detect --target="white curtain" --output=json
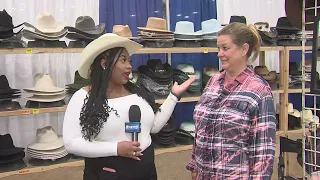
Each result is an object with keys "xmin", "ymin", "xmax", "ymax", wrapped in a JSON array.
[
  {"xmin": 0, "ymin": 0, "xmax": 99, "ymax": 147},
  {"xmin": 216, "ymin": 0, "xmax": 287, "ymax": 104}
]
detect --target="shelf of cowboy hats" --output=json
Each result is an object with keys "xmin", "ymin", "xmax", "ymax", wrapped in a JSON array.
[
  {"xmin": 288, "ymin": 88, "xmax": 311, "ymax": 93},
  {"xmin": 0, "ymin": 106, "xmax": 67, "ymax": 117},
  {"xmin": 0, "ymin": 144, "xmax": 193, "ymax": 178},
  {"xmin": 0, "ymin": 46, "xmax": 285, "ymax": 55},
  {"xmin": 0, "ymin": 131, "xmax": 286, "ymax": 178},
  {"xmin": 0, "ymin": 90, "xmax": 284, "ymax": 117}
]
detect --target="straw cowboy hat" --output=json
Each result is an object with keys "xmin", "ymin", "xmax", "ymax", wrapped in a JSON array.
[{"xmin": 78, "ymin": 33, "xmax": 143, "ymax": 79}]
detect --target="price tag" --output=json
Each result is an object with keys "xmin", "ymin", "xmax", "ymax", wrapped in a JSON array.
[
  {"xmin": 25, "ymin": 48, "xmax": 32, "ymax": 54},
  {"xmin": 203, "ymin": 48, "xmax": 209, "ymax": 53},
  {"xmin": 19, "ymin": 169, "xmax": 30, "ymax": 174},
  {"xmin": 21, "ymin": 110, "xmax": 31, "ymax": 115},
  {"xmin": 32, "ymin": 109, "xmax": 40, "ymax": 114}
]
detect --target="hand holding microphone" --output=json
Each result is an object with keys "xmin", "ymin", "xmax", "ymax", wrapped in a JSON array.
[{"xmin": 117, "ymin": 105, "xmax": 143, "ymax": 160}]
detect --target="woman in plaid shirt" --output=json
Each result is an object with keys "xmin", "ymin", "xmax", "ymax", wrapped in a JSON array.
[{"xmin": 186, "ymin": 22, "xmax": 277, "ymax": 180}]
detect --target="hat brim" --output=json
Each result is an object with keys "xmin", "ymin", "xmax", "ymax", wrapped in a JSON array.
[
  {"xmin": 137, "ymin": 27, "xmax": 172, "ymax": 33},
  {"xmin": 0, "ymin": 151, "xmax": 25, "ymax": 164},
  {"xmin": 24, "ymin": 87, "xmax": 65, "ymax": 93},
  {"xmin": 66, "ymin": 23, "xmax": 106, "ymax": 36},
  {"xmin": 28, "ymin": 136, "xmax": 64, "ymax": 151},
  {"xmin": 78, "ymin": 35, "xmax": 143, "ymax": 79},
  {"xmin": 0, "ymin": 23, "xmax": 24, "ymax": 32},
  {"xmin": 0, "ymin": 147, "xmax": 24, "ymax": 156},
  {"xmin": 34, "ymin": 22, "xmax": 66, "ymax": 33},
  {"xmin": 27, "ymin": 94, "xmax": 65, "ymax": 103}
]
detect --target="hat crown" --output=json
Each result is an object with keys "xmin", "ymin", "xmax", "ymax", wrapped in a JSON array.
[
  {"xmin": 147, "ymin": 59, "xmax": 166, "ymax": 72},
  {"xmin": 204, "ymin": 66, "xmax": 219, "ymax": 76},
  {"xmin": 35, "ymin": 126, "xmax": 59, "ymax": 144},
  {"xmin": 201, "ymin": 19, "xmax": 221, "ymax": 32},
  {"xmin": 254, "ymin": 66, "xmax": 270, "ymax": 75},
  {"xmin": 0, "ymin": 75, "xmax": 11, "ymax": 90},
  {"xmin": 229, "ymin": 15, "xmax": 247, "ymax": 24},
  {"xmin": 177, "ymin": 64, "xmax": 195, "ymax": 74},
  {"xmin": 146, "ymin": 17, "xmax": 167, "ymax": 30},
  {"xmin": 180, "ymin": 122, "xmax": 195, "ymax": 132},
  {"xmin": 35, "ymin": 12, "xmax": 59, "ymax": 30},
  {"xmin": 0, "ymin": 10, "xmax": 13, "ymax": 28},
  {"xmin": 73, "ymin": 71, "xmax": 90, "ymax": 84},
  {"xmin": 0, "ymin": 134, "xmax": 15, "ymax": 149},
  {"xmin": 276, "ymin": 17, "xmax": 296, "ymax": 29},
  {"xmin": 75, "ymin": 16, "xmax": 96, "ymax": 30},
  {"xmin": 112, "ymin": 25, "xmax": 132, "ymax": 37},
  {"xmin": 175, "ymin": 21, "xmax": 195, "ymax": 34},
  {"xmin": 32, "ymin": 73, "xmax": 57, "ymax": 89}
]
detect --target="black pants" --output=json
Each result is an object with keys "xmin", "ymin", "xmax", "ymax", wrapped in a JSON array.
[{"xmin": 83, "ymin": 145, "xmax": 157, "ymax": 180}]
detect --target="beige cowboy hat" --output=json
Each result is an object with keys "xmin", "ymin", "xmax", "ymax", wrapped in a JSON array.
[
  {"xmin": 28, "ymin": 126, "xmax": 64, "ymax": 151},
  {"xmin": 34, "ymin": 12, "xmax": 65, "ymax": 33},
  {"xmin": 301, "ymin": 110, "xmax": 319, "ymax": 124},
  {"xmin": 78, "ymin": 33, "xmax": 143, "ymax": 79},
  {"xmin": 276, "ymin": 103, "xmax": 300, "ymax": 118}
]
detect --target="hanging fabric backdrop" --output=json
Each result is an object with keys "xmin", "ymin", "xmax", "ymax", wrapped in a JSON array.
[{"xmin": 0, "ymin": 0, "xmax": 99, "ymax": 147}]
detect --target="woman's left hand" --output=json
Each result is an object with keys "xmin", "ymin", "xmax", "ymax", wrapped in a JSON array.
[{"xmin": 171, "ymin": 76, "xmax": 196, "ymax": 96}]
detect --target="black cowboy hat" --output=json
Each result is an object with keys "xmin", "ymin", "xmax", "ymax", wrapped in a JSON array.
[
  {"xmin": 0, "ymin": 10, "xmax": 23, "ymax": 38},
  {"xmin": 0, "ymin": 75, "xmax": 20, "ymax": 95},
  {"xmin": 0, "ymin": 134, "xmax": 24, "ymax": 156}
]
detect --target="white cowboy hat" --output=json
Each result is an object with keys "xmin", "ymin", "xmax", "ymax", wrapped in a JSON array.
[
  {"xmin": 24, "ymin": 74, "xmax": 65, "ymax": 93},
  {"xmin": 34, "ymin": 12, "xmax": 65, "ymax": 33},
  {"xmin": 28, "ymin": 126, "xmax": 64, "ymax": 151},
  {"xmin": 78, "ymin": 33, "xmax": 143, "ymax": 79}
]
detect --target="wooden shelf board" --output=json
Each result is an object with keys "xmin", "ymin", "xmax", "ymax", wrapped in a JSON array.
[
  {"xmin": 286, "ymin": 46, "xmax": 312, "ymax": 51},
  {"xmin": 0, "ymin": 106, "xmax": 67, "ymax": 117},
  {"xmin": 276, "ymin": 130, "xmax": 285, "ymax": 136},
  {"xmin": 288, "ymin": 88, "xmax": 311, "ymax": 94},
  {"xmin": 0, "ymin": 46, "xmax": 285, "ymax": 55},
  {"xmin": 272, "ymin": 89, "xmax": 284, "ymax": 94},
  {"xmin": 0, "ymin": 145, "xmax": 192, "ymax": 178}
]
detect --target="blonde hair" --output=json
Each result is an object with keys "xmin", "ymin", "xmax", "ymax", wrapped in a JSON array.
[{"xmin": 218, "ymin": 22, "xmax": 262, "ymax": 62}]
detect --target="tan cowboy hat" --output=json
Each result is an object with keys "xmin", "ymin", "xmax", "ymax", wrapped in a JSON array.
[
  {"xmin": 112, "ymin": 25, "xmax": 135, "ymax": 39},
  {"xmin": 254, "ymin": 66, "xmax": 277, "ymax": 81},
  {"xmin": 78, "ymin": 33, "xmax": 143, "ymax": 79},
  {"xmin": 138, "ymin": 17, "xmax": 172, "ymax": 33}
]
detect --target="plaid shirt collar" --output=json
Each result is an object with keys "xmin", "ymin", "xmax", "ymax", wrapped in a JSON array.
[{"xmin": 218, "ymin": 66, "xmax": 254, "ymax": 84}]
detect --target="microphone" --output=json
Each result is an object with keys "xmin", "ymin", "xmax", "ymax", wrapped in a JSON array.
[{"xmin": 125, "ymin": 105, "xmax": 141, "ymax": 141}]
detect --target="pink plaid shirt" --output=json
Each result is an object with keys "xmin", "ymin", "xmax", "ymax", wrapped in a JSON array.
[{"xmin": 186, "ymin": 67, "xmax": 277, "ymax": 180}]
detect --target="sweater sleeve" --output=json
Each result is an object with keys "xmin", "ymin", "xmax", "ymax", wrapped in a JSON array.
[
  {"xmin": 150, "ymin": 93, "xmax": 178, "ymax": 133},
  {"xmin": 62, "ymin": 90, "xmax": 118, "ymax": 158}
]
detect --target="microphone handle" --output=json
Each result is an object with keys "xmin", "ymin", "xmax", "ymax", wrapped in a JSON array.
[{"xmin": 132, "ymin": 132, "xmax": 139, "ymax": 141}]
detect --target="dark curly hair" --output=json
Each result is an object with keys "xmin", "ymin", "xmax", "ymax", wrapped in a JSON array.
[{"xmin": 79, "ymin": 47, "xmax": 159, "ymax": 141}]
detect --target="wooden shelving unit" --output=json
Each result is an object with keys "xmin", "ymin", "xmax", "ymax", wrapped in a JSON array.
[
  {"xmin": 0, "ymin": 46, "xmax": 284, "ymax": 55},
  {"xmin": 0, "ymin": 46, "xmax": 309, "ymax": 178}
]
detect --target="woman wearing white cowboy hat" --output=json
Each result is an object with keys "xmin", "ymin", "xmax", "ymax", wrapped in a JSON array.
[{"xmin": 62, "ymin": 33, "xmax": 195, "ymax": 180}]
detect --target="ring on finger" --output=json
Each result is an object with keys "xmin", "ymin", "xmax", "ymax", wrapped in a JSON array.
[{"xmin": 133, "ymin": 152, "xmax": 136, "ymax": 156}]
